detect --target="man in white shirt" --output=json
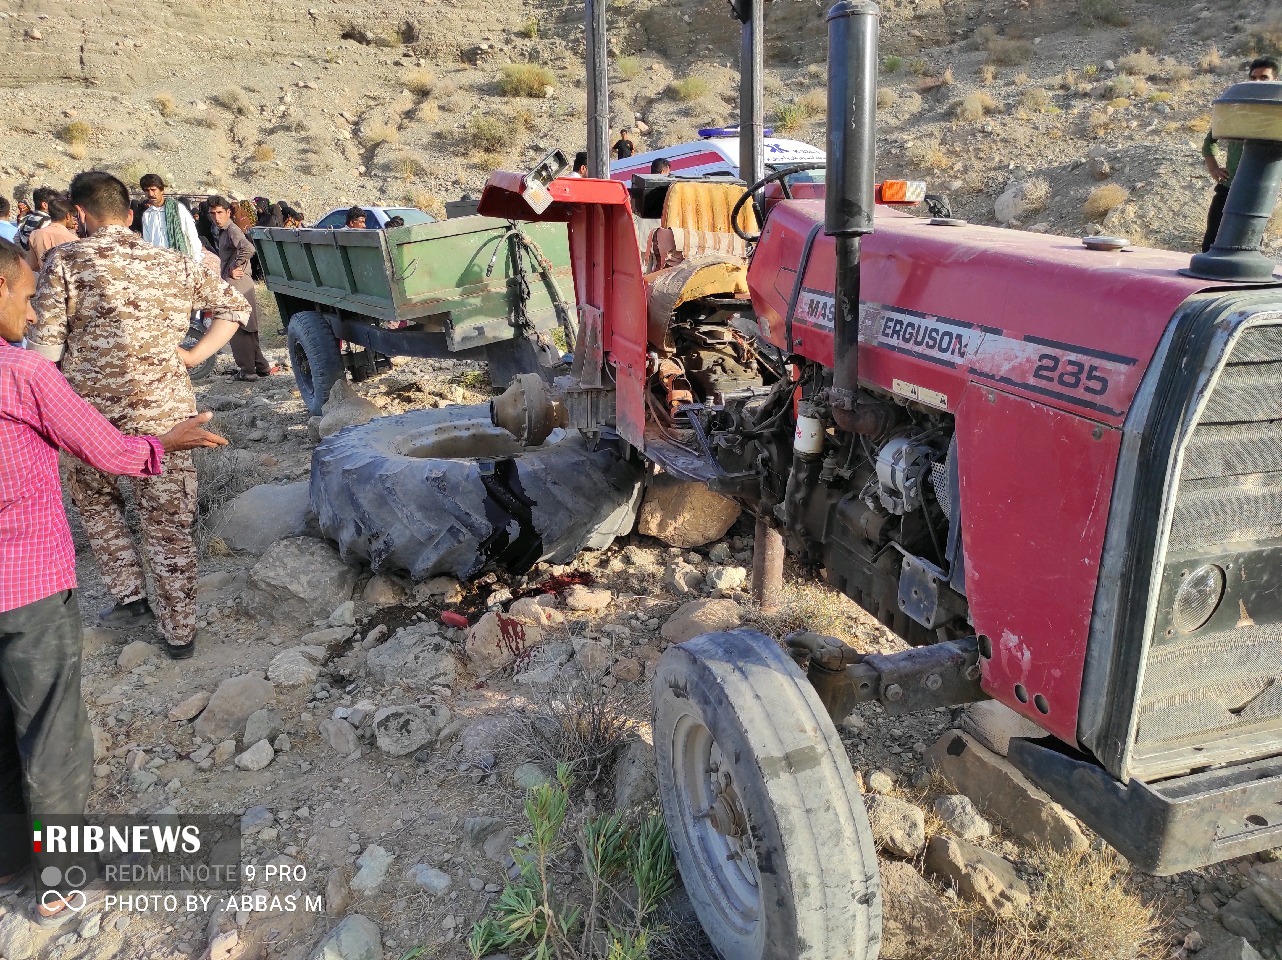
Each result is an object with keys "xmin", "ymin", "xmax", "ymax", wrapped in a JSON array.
[{"xmin": 136, "ymin": 174, "xmax": 201, "ymax": 259}]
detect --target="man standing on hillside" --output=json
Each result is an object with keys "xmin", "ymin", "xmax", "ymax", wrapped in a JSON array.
[
  {"xmin": 613, "ymin": 127, "xmax": 635, "ymax": 161},
  {"xmin": 1201, "ymin": 55, "xmax": 1279, "ymax": 251},
  {"xmin": 137, "ymin": 174, "xmax": 202, "ymax": 259},
  {"xmin": 16, "ymin": 187, "xmax": 55, "ymax": 251},
  {"xmin": 25, "ymin": 194, "xmax": 79, "ymax": 270},
  {"xmin": 208, "ymin": 195, "xmax": 271, "ymax": 380},
  {"xmin": 29, "ymin": 171, "xmax": 250, "ymax": 660}
]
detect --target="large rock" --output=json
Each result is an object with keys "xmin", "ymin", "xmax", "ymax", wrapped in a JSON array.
[
  {"xmin": 305, "ymin": 914, "xmax": 381, "ymax": 960},
  {"xmin": 1250, "ymin": 861, "xmax": 1282, "ymax": 924},
  {"xmin": 660, "ymin": 599, "xmax": 743, "ymax": 645},
  {"xmin": 465, "ymin": 612, "xmax": 545, "ymax": 673},
  {"xmin": 350, "ymin": 846, "xmax": 393, "ymax": 896},
  {"xmin": 994, "ymin": 179, "xmax": 1047, "ymax": 226},
  {"xmin": 1200, "ymin": 937, "xmax": 1263, "ymax": 960},
  {"xmin": 234, "ymin": 739, "xmax": 275, "ymax": 772},
  {"xmin": 248, "ymin": 537, "xmax": 359, "ymax": 619},
  {"xmin": 865, "ymin": 794, "xmax": 927, "ymax": 859},
  {"xmin": 637, "ymin": 472, "xmax": 741, "ymax": 548},
  {"xmin": 932, "ymin": 794, "xmax": 992, "ymax": 841},
  {"xmin": 365, "ymin": 623, "xmax": 458, "ymax": 690},
  {"xmin": 267, "ymin": 645, "xmax": 328, "ymax": 687},
  {"xmin": 244, "ymin": 708, "xmax": 285, "ymax": 746},
  {"xmin": 319, "ymin": 718, "xmax": 360, "ymax": 756},
  {"xmin": 168, "ymin": 691, "xmax": 210, "ymax": 723},
  {"xmin": 925, "ymin": 834, "xmax": 1030, "ymax": 917},
  {"xmin": 509, "ymin": 595, "xmax": 564, "ymax": 627},
  {"xmin": 371, "ymin": 704, "xmax": 452, "ymax": 757},
  {"xmin": 211, "ymin": 482, "xmax": 313, "ymax": 555},
  {"xmin": 319, "ymin": 380, "xmax": 381, "ymax": 438},
  {"xmin": 0, "ymin": 910, "xmax": 34, "ymax": 960},
  {"xmin": 879, "ymin": 860, "xmax": 961, "ymax": 959},
  {"xmin": 961, "ymin": 700, "xmax": 1047, "ymax": 758},
  {"xmin": 193, "ymin": 675, "xmax": 276, "ymax": 741},
  {"xmin": 926, "ymin": 731, "xmax": 1088, "ymax": 853},
  {"xmin": 613, "ymin": 737, "xmax": 658, "ymax": 811},
  {"xmin": 117, "ymin": 640, "xmax": 157, "ymax": 670}
]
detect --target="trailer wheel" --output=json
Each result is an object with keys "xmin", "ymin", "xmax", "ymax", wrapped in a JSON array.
[
  {"xmin": 287, "ymin": 310, "xmax": 344, "ymax": 415},
  {"xmin": 653, "ymin": 629, "xmax": 881, "ymax": 960},
  {"xmin": 182, "ymin": 319, "xmax": 221, "ymax": 382},
  {"xmin": 310, "ymin": 405, "xmax": 643, "ymax": 581}
]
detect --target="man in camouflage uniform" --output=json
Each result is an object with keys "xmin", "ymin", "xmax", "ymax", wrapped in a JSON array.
[{"xmin": 29, "ymin": 171, "xmax": 250, "ymax": 659}]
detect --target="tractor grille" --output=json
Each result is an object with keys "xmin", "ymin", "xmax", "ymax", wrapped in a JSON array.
[{"xmin": 1132, "ymin": 320, "xmax": 1282, "ymax": 778}]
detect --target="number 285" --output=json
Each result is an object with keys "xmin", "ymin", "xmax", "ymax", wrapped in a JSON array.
[{"xmin": 1032, "ymin": 354, "xmax": 1109, "ymax": 396}]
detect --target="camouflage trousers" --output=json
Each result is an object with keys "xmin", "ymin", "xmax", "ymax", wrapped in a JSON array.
[{"xmin": 67, "ymin": 453, "xmax": 198, "ymax": 646}]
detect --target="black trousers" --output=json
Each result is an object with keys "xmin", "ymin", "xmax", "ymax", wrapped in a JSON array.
[
  {"xmin": 230, "ymin": 328, "xmax": 271, "ymax": 376},
  {"xmin": 0, "ymin": 590, "xmax": 94, "ymax": 884},
  {"xmin": 1202, "ymin": 182, "xmax": 1230, "ymax": 253}
]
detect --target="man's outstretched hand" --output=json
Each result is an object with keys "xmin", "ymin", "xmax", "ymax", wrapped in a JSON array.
[{"xmin": 158, "ymin": 412, "xmax": 228, "ymax": 452}]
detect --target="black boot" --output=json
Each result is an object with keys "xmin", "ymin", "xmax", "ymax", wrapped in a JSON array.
[{"xmin": 98, "ymin": 598, "xmax": 154, "ymax": 629}]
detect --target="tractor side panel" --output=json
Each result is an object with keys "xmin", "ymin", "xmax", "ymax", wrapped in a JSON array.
[{"xmin": 955, "ymin": 385, "xmax": 1123, "ymax": 742}]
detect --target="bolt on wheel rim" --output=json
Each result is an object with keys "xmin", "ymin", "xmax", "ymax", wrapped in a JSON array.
[{"xmin": 672, "ymin": 713, "xmax": 760, "ymax": 934}]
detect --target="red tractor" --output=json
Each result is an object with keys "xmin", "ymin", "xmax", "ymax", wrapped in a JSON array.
[{"xmin": 407, "ymin": 2, "xmax": 1282, "ymax": 956}]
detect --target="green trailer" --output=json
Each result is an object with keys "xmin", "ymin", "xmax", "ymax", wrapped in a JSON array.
[{"xmin": 250, "ymin": 216, "xmax": 573, "ymax": 414}]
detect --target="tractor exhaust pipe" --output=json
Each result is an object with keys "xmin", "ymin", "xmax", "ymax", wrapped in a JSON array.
[
  {"xmin": 1186, "ymin": 81, "xmax": 1282, "ymax": 283},
  {"xmin": 825, "ymin": 0, "xmax": 883, "ymax": 435}
]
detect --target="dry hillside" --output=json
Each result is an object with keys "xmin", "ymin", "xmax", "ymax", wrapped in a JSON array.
[{"xmin": 1, "ymin": 0, "xmax": 1281, "ymax": 253}]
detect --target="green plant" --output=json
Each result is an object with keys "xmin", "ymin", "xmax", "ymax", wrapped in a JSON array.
[
  {"xmin": 883, "ymin": 54, "xmax": 903, "ymax": 73},
  {"xmin": 617, "ymin": 55, "xmax": 642, "ymax": 80},
  {"xmin": 1080, "ymin": 0, "xmax": 1128, "ymax": 27},
  {"xmin": 500, "ymin": 63, "xmax": 555, "ymax": 97},
  {"xmin": 469, "ymin": 768, "xmax": 677, "ymax": 960},
  {"xmin": 774, "ymin": 102, "xmax": 808, "ymax": 134},
  {"xmin": 467, "ymin": 114, "xmax": 507, "ymax": 153},
  {"xmin": 518, "ymin": 16, "xmax": 539, "ymax": 38},
  {"xmin": 668, "ymin": 76, "xmax": 710, "ymax": 101},
  {"xmin": 403, "ymin": 68, "xmax": 435, "ymax": 96},
  {"xmin": 58, "ymin": 120, "xmax": 92, "ymax": 146}
]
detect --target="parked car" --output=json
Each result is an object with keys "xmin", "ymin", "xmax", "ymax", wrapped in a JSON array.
[
  {"xmin": 312, "ymin": 206, "xmax": 437, "ymax": 229},
  {"xmin": 610, "ymin": 127, "xmax": 825, "ymax": 184}
]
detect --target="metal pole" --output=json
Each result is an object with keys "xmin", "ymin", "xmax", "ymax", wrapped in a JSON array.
[
  {"xmin": 739, "ymin": 0, "xmax": 765, "ymax": 185},
  {"xmin": 752, "ymin": 517, "xmax": 784, "ymax": 615},
  {"xmin": 585, "ymin": 0, "xmax": 610, "ymax": 178}
]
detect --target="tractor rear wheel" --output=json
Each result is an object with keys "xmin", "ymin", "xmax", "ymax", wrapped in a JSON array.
[
  {"xmin": 653, "ymin": 629, "xmax": 881, "ymax": 960},
  {"xmin": 287, "ymin": 310, "xmax": 344, "ymax": 415}
]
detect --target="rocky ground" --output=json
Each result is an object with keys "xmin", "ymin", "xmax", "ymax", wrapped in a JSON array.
[{"xmin": 0, "ymin": 319, "xmax": 1275, "ymax": 960}]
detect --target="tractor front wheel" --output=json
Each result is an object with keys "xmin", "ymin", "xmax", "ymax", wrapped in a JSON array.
[{"xmin": 653, "ymin": 629, "xmax": 882, "ymax": 960}]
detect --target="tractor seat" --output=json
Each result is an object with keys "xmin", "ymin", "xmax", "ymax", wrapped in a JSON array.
[{"xmin": 644, "ymin": 181, "xmax": 758, "ymax": 271}]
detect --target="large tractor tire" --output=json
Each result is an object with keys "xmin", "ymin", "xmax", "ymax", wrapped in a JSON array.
[
  {"xmin": 287, "ymin": 310, "xmax": 345, "ymax": 415},
  {"xmin": 653, "ymin": 629, "xmax": 882, "ymax": 960},
  {"xmin": 310, "ymin": 405, "xmax": 644, "ymax": 581},
  {"xmin": 182, "ymin": 317, "xmax": 221, "ymax": 382}
]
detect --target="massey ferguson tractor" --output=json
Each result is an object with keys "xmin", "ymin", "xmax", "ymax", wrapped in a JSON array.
[
  {"xmin": 477, "ymin": 3, "xmax": 1282, "ymax": 956},
  {"xmin": 310, "ymin": 1, "xmax": 1282, "ymax": 956}
]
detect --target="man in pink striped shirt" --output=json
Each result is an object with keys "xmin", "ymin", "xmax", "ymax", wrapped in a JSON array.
[{"xmin": 0, "ymin": 239, "xmax": 226, "ymax": 925}]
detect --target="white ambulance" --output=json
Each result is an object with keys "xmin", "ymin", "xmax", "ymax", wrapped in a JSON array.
[{"xmin": 609, "ymin": 127, "xmax": 825, "ymax": 183}]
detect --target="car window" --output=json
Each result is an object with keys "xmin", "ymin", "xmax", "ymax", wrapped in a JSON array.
[
  {"xmin": 383, "ymin": 208, "xmax": 436, "ymax": 225},
  {"xmin": 315, "ymin": 211, "xmax": 347, "ymax": 229}
]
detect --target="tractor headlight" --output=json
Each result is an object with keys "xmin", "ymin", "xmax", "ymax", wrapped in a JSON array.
[{"xmin": 1171, "ymin": 564, "xmax": 1226, "ymax": 634}]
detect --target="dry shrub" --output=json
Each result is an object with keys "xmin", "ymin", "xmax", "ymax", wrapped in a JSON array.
[
  {"xmin": 1130, "ymin": 21, "xmax": 1165, "ymax": 52},
  {"xmin": 506, "ymin": 668, "xmax": 641, "ymax": 789},
  {"xmin": 212, "ymin": 87, "xmax": 251, "ymax": 116},
  {"xmin": 616, "ymin": 55, "xmax": 642, "ymax": 80},
  {"xmin": 516, "ymin": 16, "xmax": 538, "ymax": 38},
  {"xmin": 395, "ymin": 153, "xmax": 425, "ymax": 179},
  {"xmin": 360, "ymin": 121, "xmax": 399, "ymax": 147},
  {"xmin": 668, "ymin": 76, "xmax": 711, "ymax": 101},
  {"xmin": 1088, "ymin": 110, "xmax": 1112, "ymax": 135},
  {"xmin": 402, "ymin": 68, "xmax": 435, "ymax": 96},
  {"xmin": 59, "ymin": 120, "xmax": 92, "ymax": 145},
  {"xmin": 979, "ymin": 64, "xmax": 997, "ymax": 84},
  {"xmin": 1080, "ymin": 0, "xmax": 1128, "ymax": 27},
  {"xmin": 251, "ymin": 144, "xmax": 274, "ymax": 163},
  {"xmin": 1199, "ymin": 45, "xmax": 1222, "ymax": 73},
  {"xmin": 907, "ymin": 141, "xmax": 950, "ymax": 171},
  {"xmin": 154, "ymin": 92, "xmax": 177, "ymax": 117},
  {"xmin": 1021, "ymin": 88, "xmax": 1051, "ymax": 112},
  {"xmin": 1108, "ymin": 96, "xmax": 1131, "ymax": 109},
  {"xmin": 1083, "ymin": 183, "xmax": 1129, "ymax": 221},
  {"xmin": 1186, "ymin": 113, "xmax": 1211, "ymax": 133},
  {"xmin": 953, "ymin": 91, "xmax": 1000, "ymax": 122},
  {"xmin": 1242, "ymin": 21, "xmax": 1282, "ymax": 57},
  {"xmin": 407, "ymin": 189, "xmax": 446, "ymax": 219},
  {"xmin": 499, "ymin": 63, "xmax": 554, "ymax": 97},
  {"xmin": 1023, "ymin": 177, "xmax": 1051, "ymax": 213},
  {"xmin": 799, "ymin": 88, "xmax": 826, "ymax": 115},
  {"xmin": 1169, "ymin": 63, "xmax": 1193, "ymax": 84},
  {"xmin": 747, "ymin": 579, "xmax": 879, "ymax": 643},
  {"xmin": 193, "ymin": 449, "xmax": 271, "ymax": 555},
  {"xmin": 986, "ymin": 36, "xmax": 1032, "ymax": 66},
  {"xmin": 877, "ymin": 87, "xmax": 898, "ymax": 109},
  {"xmin": 68, "ymin": 142, "xmax": 87, "ymax": 161},
  {"xmin": 1119, "ymin": 49, "xmax": 1160, "ymax": 77},
  {"xmin": 951, "ymin": 847, "xmax": 1162, "ymax": 960},
  {"xmin": 467, "ymin": 114, "xmax": 507, "ymax": 153},
  {"xmin": 1060, "ymin": 68, "xmax": 1077, "ymax": 89}
]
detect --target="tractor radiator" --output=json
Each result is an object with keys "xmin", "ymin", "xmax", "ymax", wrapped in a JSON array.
[{"xmin": 1131, "ymin": 319, "xmax": 1282, "ymax": 779}]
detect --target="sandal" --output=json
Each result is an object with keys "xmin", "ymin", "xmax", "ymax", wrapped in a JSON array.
[{"xmin": 30, "ymin": 884, "xmax": 106, "ymax": 929}]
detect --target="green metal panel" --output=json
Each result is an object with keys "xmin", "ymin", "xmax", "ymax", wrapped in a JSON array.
[{"xmin": 250, "ymin": 216, "xmax": 572, "ymax": 350}]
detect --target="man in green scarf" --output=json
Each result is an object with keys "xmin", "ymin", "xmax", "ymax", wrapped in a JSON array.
[{"xmin": 137, "ymin": 174, "xmax": 201, "ymax": 259}]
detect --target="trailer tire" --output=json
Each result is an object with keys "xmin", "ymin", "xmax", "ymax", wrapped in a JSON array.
[
  {"xmin": 310, "ymin": 405, "xmax": 644, "ymax": 581},
  {"xmin": 287, "ymin": 310, "xmax": 345, "ymax": 415},
  {"xmin": 653, "ymin": 629, "xmax": 881, "ymax": 960},
  {"xmin": 182, "ymin": 320, "xmax": 221, "ymax": 382}
]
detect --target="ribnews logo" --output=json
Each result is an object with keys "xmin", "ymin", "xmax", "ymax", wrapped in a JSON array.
[{"xmin": 17, "ymin": 814, "xmax": 242, "ymax": 906}]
